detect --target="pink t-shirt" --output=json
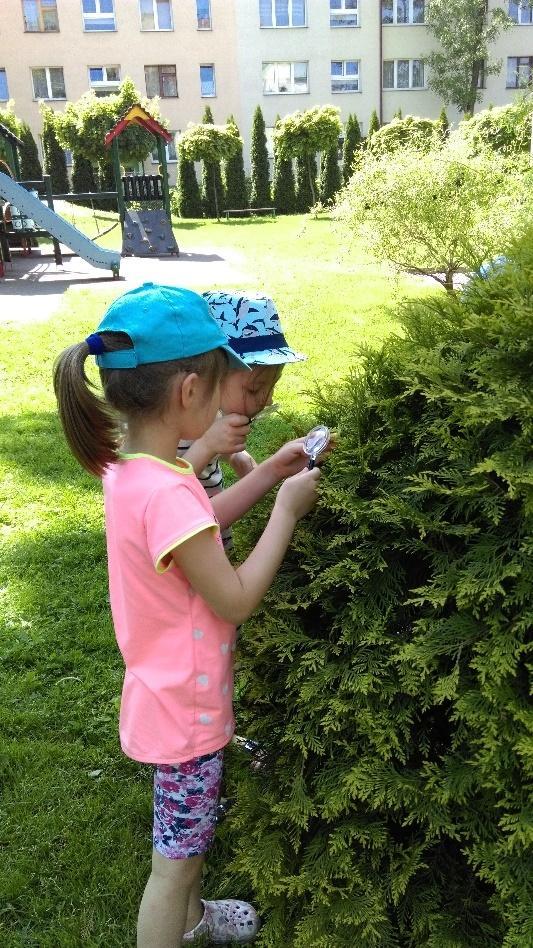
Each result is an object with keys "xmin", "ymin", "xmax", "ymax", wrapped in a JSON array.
[{"xmin": 102, "ymin": 453, "xmax": 236, "ymax": 764}]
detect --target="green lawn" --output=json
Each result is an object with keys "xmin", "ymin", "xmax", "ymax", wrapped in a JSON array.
[{"xmin": 0, "ymin": 214, "xmax": 436, "ymax": 946}]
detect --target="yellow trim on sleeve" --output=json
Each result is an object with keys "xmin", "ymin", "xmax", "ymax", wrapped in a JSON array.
[{"xmin": 155, "ymin": 522, "xmax": 218, "ymax": 574}]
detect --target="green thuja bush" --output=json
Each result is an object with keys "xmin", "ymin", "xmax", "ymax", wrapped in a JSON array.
[{"xmin": 222, "ymin": 231, "xmax": 533, "ymax": 947}]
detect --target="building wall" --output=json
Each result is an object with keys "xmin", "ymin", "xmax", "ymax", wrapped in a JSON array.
[{"xmin": 0, "ymin": 0, "xmax": 532, "ymax": 186}]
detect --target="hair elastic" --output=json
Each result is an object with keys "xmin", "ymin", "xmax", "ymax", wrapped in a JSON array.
[{"xmin": 85, "ymin": 333, "xmax": 106, "ymax": 356}]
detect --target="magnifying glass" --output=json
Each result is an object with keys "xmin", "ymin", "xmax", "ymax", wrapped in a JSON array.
[
  {"xmin": 250, "ymin": 403, "xmax": 279, "ymax": 423},
  {"xmin": 304, "ymin": 425, "xmax": 330, "ymax": 469}
]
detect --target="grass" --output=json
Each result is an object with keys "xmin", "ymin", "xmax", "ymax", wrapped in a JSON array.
[{"xmin": 0, "ymin": 214, "xmax": 436, "ymax": 946}]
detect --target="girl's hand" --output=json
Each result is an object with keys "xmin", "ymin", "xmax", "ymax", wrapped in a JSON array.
[
  {"xmin": 203, "ymin": 414, "xmax": 251, "ymax": 457},
  {"xmin": 269, "ymin": 436, "xmax": 335, "ymax": 481},
  {"xmin": 228, "ymin": 450, "xmax": 257, "ymax": 478},
  {"xmin": 275, "ymin": 467, "xmax": 321, "ymax": 522}
]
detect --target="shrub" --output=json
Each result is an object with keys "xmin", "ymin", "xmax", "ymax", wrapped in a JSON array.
[
  {"xmin": 250, "ymin": 105, "xmax": 271, "ymax": 208},
  {"xmin": 318, "ymin": 146, "xmax": 341, "ymax": 206},
  {"xmin": 224, "ymin": 116, "xmax": 248, "ymax": 210},
  {"xmin": 368, "ymin": 115, "xmax": 443, "ymax": 156},
  {"xmin": 342, "ymin": 113, "xmax": 362, "ymax": 184},
  {"xmin": 367, "ymin": 109, "xmax": 380, "ymax": 139},
  {"xmin": 272, "ymin": 153, "xmax": 296, "ymax": 215},
  {"xmin": 173, "ymin": 153, "xmax": 202, "ymax": 218},
  {"xmin": 71, "ymin": 153, "xmax": 98, "ymax": 207},
  {"xmin": 336, "ymin": 145, "xmax": 533, "ymax": 291},
  {"xmin": 18, "ymin": 121, "xmax": 43, "ymax": 181},
  {"xmin": 224, "ymin": 230, "xmax": 533, "ymax": 948},
  {"xmin": 274, "ymin": 106, "xmax": 342, "ymax": 206},
  {"xmin": 41, "ymin": 107, "xmax": 69, "ymax": 194},
  {"xmin": 456, "ymin": 98, "xmax": 533, "ymax": 157}
]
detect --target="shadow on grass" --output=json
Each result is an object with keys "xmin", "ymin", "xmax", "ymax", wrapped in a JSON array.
[{"xmin": 0, "ymin": 409, "xmax": 101, "ymax": 492}]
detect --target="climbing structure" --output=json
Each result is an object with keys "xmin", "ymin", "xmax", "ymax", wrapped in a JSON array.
[{"xmin": 104, "ymin": 104, "xmax": 179, "ymax": 257}]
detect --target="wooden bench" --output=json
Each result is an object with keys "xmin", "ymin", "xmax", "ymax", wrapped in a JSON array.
[{"xmin": 224, "ymin": 207, "xmax": 276, "ymax": 219}]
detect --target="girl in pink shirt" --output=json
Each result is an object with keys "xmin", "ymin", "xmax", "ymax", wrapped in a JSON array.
[{"xmin": 53, "ymin": 283, "xmax": 321, "ymax": 948}]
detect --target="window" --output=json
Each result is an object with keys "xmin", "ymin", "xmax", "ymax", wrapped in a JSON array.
[
  {"xmin": 0, "ymin": 69, "xmax": 8, "ymax": 100},
  {"xmin": 22, "ymin": 0, "xmax": 59, "ymax": 32},
  {"xmin": 331, "ymin": 60, "xmax": 360, "ymax": 92},
  {"xmin": 381, "ymin": 0, "xmax": 425, "ymax": 24},
  {"xmin": 31, "ymin": 66, "xmax": 66, "ymax": 98},
  {"xmin": 140, "ymin": 0, "xmax": 172, "ymax": 30},
  {"xmin": 145, "ymin": 64, "xmax": 178, "ymax": 97},
  {"xmin": 200, "ymin": 64, "xmax": 216, "ymax": 96},
  {"xmin": 507, "ymin": 55, "xmax": 533, "ymax": 86},
  {"xmin": 509, "ymin": 2, "xmax": 533, "ymax": 24},
  {"xmin": 89, "ymin": 65, "xmax": 121, "ymax": 95},
  {"xmin": 262, "ymin": 61, "xmax": 308, "ymax": 93},
  {"xmin": 151, "ymin": 130, "xmax": 179, "ymax": 163},
  {"xmin": 82, "ymin": 0, "xmax": 115, "ymax": 31},
  {"xmin": 259, "ymin": 0, "xmax": 306, "ymax": 28},
  {"xmin": 64, "ymin": 149, "xmax": 73, "ymax": 166},
  {"xmin": 330, "ymin": 0, "xmax": 358, "ymax": 27},
  {"xmin": 383, "ymin": 58, "xmax": 425, "ymax": 88},
  {"xmin": 196, "ymin": 0, "xmax": 211, "ymax": 28}
]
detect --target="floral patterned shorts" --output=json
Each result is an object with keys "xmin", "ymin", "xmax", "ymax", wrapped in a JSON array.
[{"xmin": 153, "ymin": 750, "xmax": 224, "ymax": 860}]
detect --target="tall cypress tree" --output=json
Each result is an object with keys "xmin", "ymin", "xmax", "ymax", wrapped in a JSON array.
[
  {"xmin": 319, "ymin": 146, "xmax": 342, "ymax": 206},
  {"xmin": 272, "ymin": 112, "xmax": 296, "ymax": 214},
  {"xmin": 438, "ymin": 106, "xmax": 450, "ymax": 140},
  {"xmin": 71, "ymin": 152, "xmax": 97, "ymax": 207},
  {"xmin": 295, "ymin": 153, "xmax": 317, "ymax": 213},
  {"xmin": 342, "ymin": 113, "xmax": 362, "ymax": 184},
  {"xmin": 18, "ymin": 122, "xmax": 43, "ymax": 181},
  {"xmin": 223, "ymin": 115, "xmax": 247, "ymax": 210},
  {"xmin": 250, "ymin": 105, "xmax": 271, "ymax": 208},
  {"xmin": 175, "ymin": 152, "xmax": 202, "ymax": 218},
  {"xmin": 41, "ymin": 108, "xmax": 69, "ymax": 194},
  {"xmin": 201, "ymin": 104, "xmax": 225, "ymax": 218},
  {"xmin": 368, "ymin": 109, "xmax": 381, "ymax": 140}
]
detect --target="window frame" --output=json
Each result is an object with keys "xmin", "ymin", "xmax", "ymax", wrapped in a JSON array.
[
  {"xmin": 0, "ymin": 68, "xmax": 9, "ymax": 101},
  {"xmin": 330, "ymin": 59, "xmax": 360, "ymax": 93},
  {"xmin": 330, "ymin": 0, "xmax": 358, "ymax": 28},
  {"xmin": 151, "ymin": 130, "xmax": 179, "ymax": 164},
  {"xmin": 381, "ymin": 0, "xmax": 425, "ymax": 25},
  {"xmin": 144, "ymin": 63, "xmax": 178, "ymax": 98},
  {"xmin": 22, "ymin": 0, "xmax": 60, "ymax": 33},
  {"xmin": 31, "ymin": 65, "xmax": 66, "ymax": 100},
  {"xmin": 262, "ymin": 60, "xmax": 309, "ymax": 94},
  {"xmin": 88, "ymin": 64, "xmax": 121, "ymax": 95},
  {"xmin": 506, "ymin": 54, "xmax": 533, "ymax": 87},
  {"xmin": 196, "ymin": 0, "xmax": 212, "ymax": 29},
  {"xmin": 383, "ymin": 58, "xmax": 425, "ymax": 89},
  {"xmin": 81, "ymin": 0, "xmax": 116, "ymax": 33},
  {"xmin": 200, "ymin": 63, "xmax": 216, "ymax": 97},
  {"xmin": 509, "ymin": 1, "xmax": 533, "ymax": 24},
  {"xmin": 139, "ymin": 0, "xmax": 173, "ymax": 31},
  {"xmin": 259, "ymin": 0, "xmax": 307, "ymax": 29}
]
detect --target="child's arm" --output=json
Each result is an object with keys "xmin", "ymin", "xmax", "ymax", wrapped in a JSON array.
[
  {"xmin": 211, "ymin": 438, "xmax": 312, "ymax": 529},
  {"xmin": 172, "ymin": 467, "xmax": 320, "ymax": 625},
  {"xmin": 179, "ymin": 413, "xmax": 250, "ymax": 476}
]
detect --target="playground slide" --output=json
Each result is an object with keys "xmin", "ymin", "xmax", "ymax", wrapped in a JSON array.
[{"xmin": 0, "ymin": 172, "xmax": 120, "ymax": 276}]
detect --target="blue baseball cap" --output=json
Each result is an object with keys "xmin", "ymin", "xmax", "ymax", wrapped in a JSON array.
[{"xmin": 94, "ymin": 283, "xmax": 250, "ymax": 371}]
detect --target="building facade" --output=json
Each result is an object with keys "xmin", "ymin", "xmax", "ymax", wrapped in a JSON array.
[{"xmin": 0, "ymin": 0, "xmax": 531, "ymax": 183}]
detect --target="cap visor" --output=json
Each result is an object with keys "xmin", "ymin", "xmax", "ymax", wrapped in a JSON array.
[{"xmin": 222, "ymin": 345, "xmax": 252, "ymax": 371}]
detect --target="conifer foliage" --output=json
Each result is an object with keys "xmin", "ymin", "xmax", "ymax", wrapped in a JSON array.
[
  {"xmin": 318, "ymin": 146, "xmax": 341, "ymax": 206},
  {"xmin": 201, "ymin": 105, "xmax": 225, "ymax": 219},
  {"xmin": 18, "ymin": 122, "xmax": 43, "ymax": 181},
  {"xmin": 174, "ymin": 153, "xmax": 202, "ymax": 218},
  {"xmin": 224, "ymin": 115, "xmax": 248, "ymax": 210},
  {"xmin": 222, "ymin": 233, "xmax": 533, "ymax": 947},
  {"xmin": 250, "ymin": 105, "xmax": 271, "ymax": 208},
  {"xmin": 341, "ymin": 113, "xmax": 362, "ymax": 183},
  {"xmin": 367, "ymin": 108, "xmax": 381, "ymax": 139},
  {"xmin": 71, "ymin": 153, "xmax": 97, "ymax": 207},
  {"xmin": 41, "ymin": 108, "xmax": 69, "ymax": 194}
]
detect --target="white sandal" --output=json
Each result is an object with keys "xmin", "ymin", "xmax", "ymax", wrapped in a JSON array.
[{"xmin": 183, "ymin": 898, "xmax": 260, "ymax": 944}]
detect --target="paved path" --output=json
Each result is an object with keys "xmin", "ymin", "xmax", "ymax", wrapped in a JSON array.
[{"xmin": 0, "ymin": 246, "xmax": 249, "ymax": 325}]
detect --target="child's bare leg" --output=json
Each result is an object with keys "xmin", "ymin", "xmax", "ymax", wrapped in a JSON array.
[
  {"xmin": 137, "ymin": 848, "xmax": 204, "ymax": 948},
  {"xmin": 185, "ymin": 871, "xmax": 205, "ymax": 934}
]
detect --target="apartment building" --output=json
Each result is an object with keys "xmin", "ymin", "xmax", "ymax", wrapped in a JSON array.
[{"xmin": 0, "ymin": 1, "xmax": 531, "ymax": 183}]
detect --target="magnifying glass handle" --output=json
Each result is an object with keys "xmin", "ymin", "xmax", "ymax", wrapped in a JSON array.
[{"xmin": 307, "ymin": 457, "xmax": 316, "ymax": 470}]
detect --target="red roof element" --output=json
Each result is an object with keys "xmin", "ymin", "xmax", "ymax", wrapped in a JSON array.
[{"xmin": 104, "ymin": 104, "xmax": 172, "ymax": 148}]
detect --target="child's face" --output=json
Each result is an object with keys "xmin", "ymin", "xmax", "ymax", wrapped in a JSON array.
[{"xmin": 220, "ymin": 365, "xmax": 283, "ymax": 419}]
